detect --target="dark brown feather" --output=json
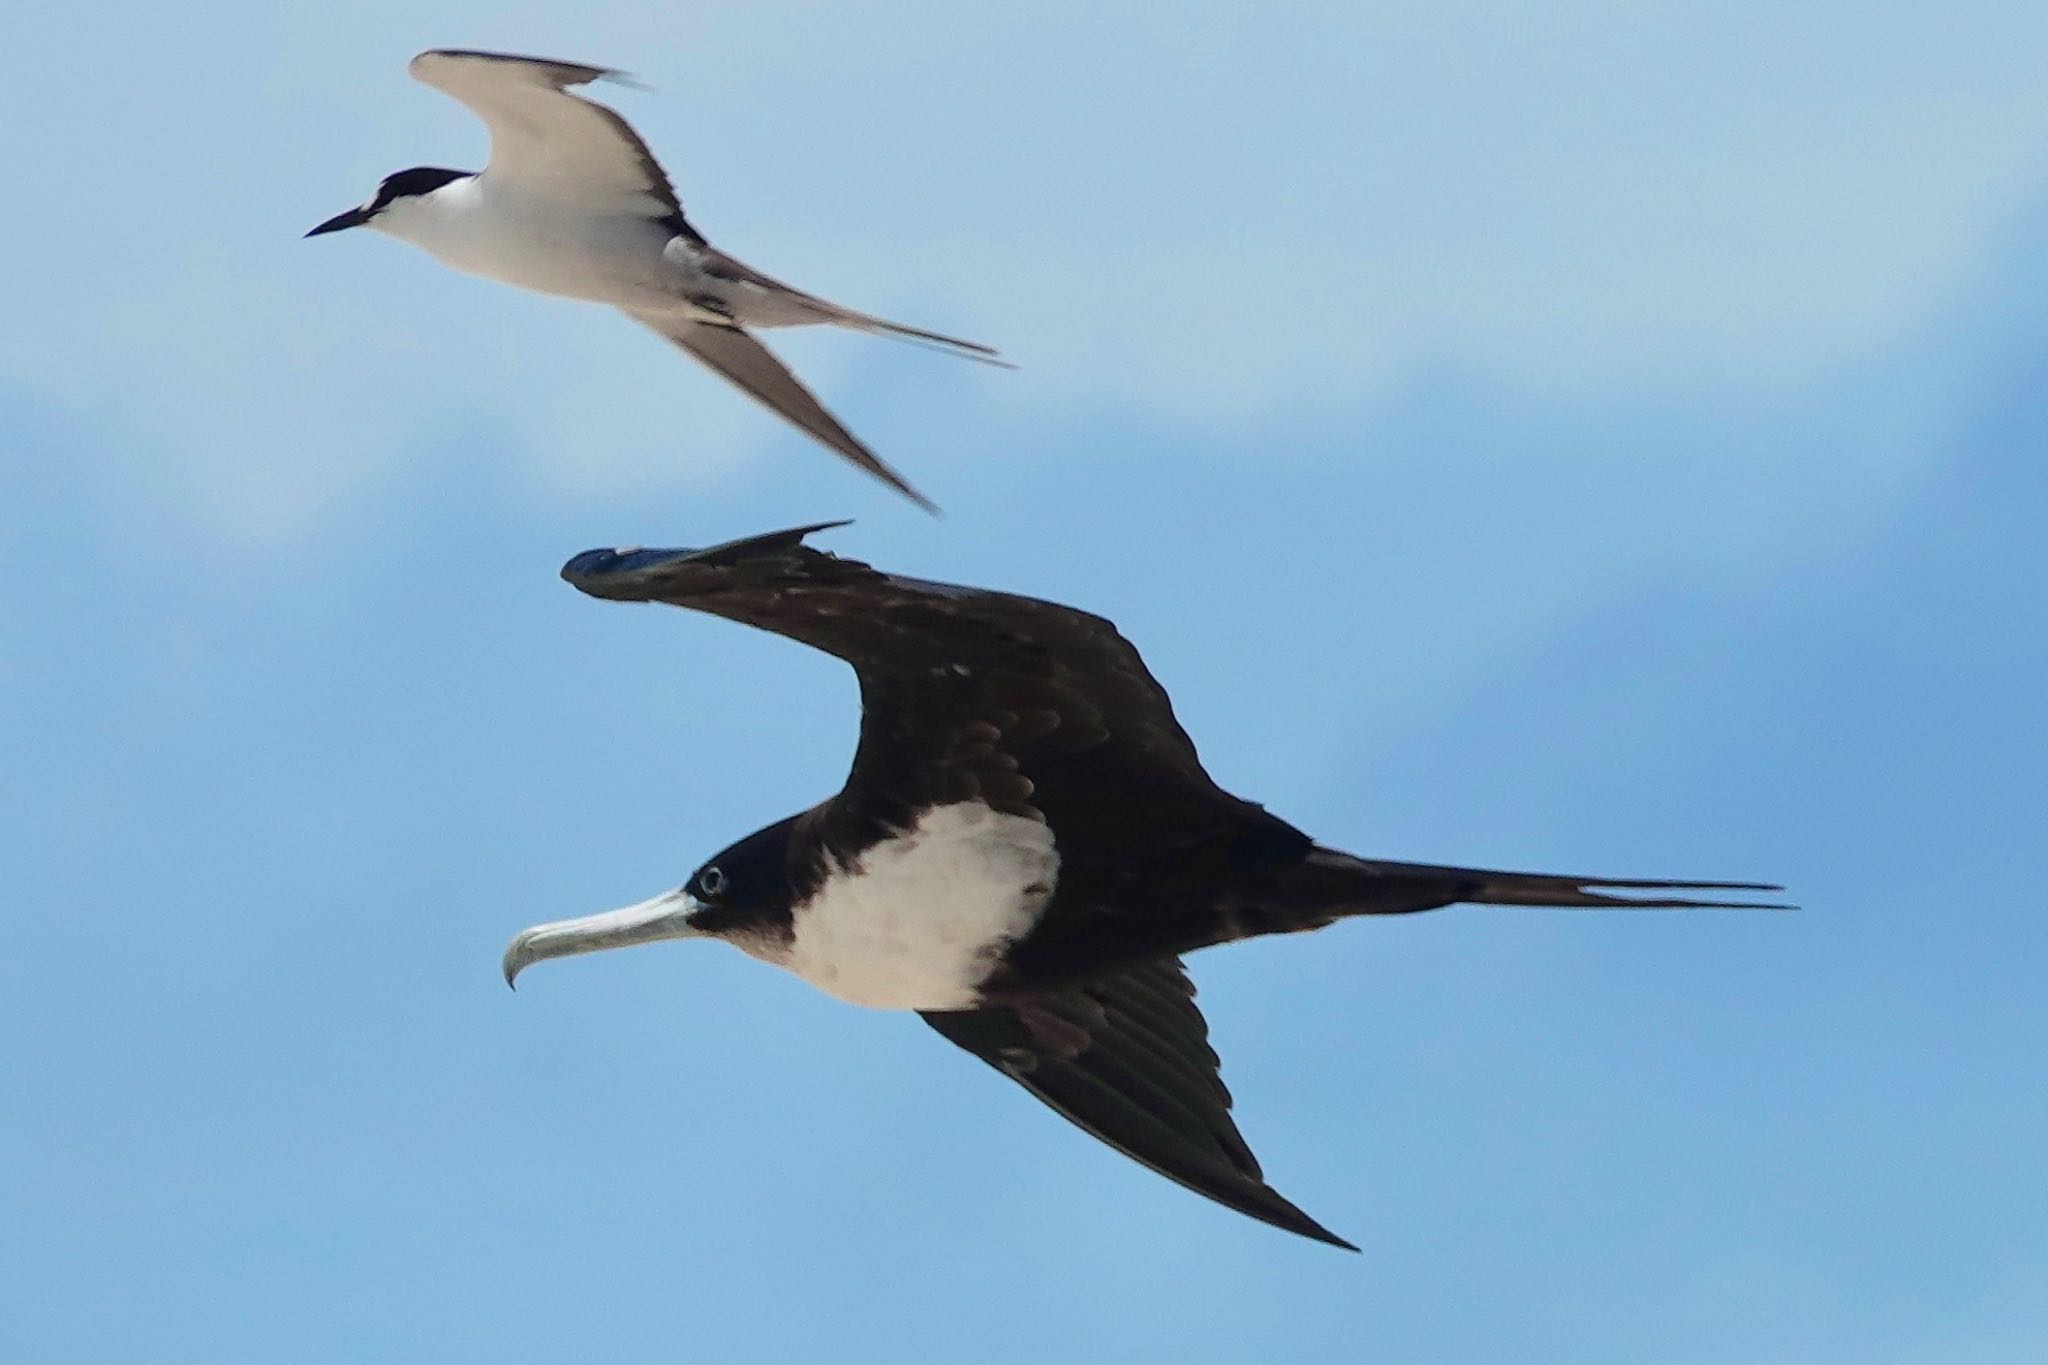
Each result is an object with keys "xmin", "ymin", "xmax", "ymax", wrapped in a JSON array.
[{"xmin": 920, "ymin": 957, "xmax": 1355, "ymax": 1250}]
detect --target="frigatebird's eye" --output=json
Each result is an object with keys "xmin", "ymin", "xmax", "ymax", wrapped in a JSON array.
[{"xmin": 698, "ymin": 865, "xmax": 728, "ymax": 898}]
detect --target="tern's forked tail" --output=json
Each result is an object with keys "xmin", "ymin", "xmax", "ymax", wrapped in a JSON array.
[{"xmin": 827, "ymin": 304, "xmax": 1015, "ymax": 368}]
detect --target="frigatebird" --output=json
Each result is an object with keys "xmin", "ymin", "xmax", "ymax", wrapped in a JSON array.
[{"xmin": 503, "ymin": 522, "xmax": 1783, "ymax": 1248}]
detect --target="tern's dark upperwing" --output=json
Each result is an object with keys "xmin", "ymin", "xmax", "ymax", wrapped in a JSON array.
[{"xmin": 921, "ymin": 958, "xmax": 1356, "ymax": 1249}]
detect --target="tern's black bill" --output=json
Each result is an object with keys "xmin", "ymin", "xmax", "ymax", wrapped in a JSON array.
[{"xmin": 305, "ymin": 205, "xmax": 372, "ymax": 237}]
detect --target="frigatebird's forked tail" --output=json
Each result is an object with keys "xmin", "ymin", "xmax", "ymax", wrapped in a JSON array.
[{"xmin": 1269, "ymin": 847, "xmax": 1790, "ymax": 931}]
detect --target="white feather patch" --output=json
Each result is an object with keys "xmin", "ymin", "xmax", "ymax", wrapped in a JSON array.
[{"xmin": 775, "ymin": 802, "xmax": 1058, "ymax": 1011}]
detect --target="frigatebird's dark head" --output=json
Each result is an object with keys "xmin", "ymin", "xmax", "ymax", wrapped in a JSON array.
[
  {"xmin": 501, "ymin": 818, "xmax": 801, "ymax": 988},
  {"xmin": 305, "ymin": 166, "xmax": 470, "ymax": 237},
  {"xmin": 678, "ymin": 819, "xmax": 803, "ymax": 938}
]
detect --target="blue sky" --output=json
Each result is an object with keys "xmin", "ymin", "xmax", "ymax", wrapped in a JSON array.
[{"xmin": 4, "ymin": 3, "xmax": 2046, "ymax": 1361}]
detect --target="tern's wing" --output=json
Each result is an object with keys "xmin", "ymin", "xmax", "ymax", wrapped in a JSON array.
[
  {"xmin": 408, "ymin": 49, "xmax": 698, "ymax": 233},
  {"xmin": 625, "ymin": 310, "xmax": 938, "ymax": 512},
  {"xmin": 920, "ymin": 958, "xmax": 1356, "ymax": 1250}
]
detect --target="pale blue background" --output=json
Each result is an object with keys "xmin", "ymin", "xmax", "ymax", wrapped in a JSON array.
[{"xmin": 4, "ymin": 4, "xmax": 2045, "ymax": 1361}]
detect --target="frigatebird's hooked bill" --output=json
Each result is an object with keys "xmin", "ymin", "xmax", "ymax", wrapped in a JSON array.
[{"xmin": 503, "ymin": 523, "xmax": 1785, "ymax": 1249}]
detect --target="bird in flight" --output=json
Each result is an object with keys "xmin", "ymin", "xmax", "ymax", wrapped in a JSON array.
[
  {"xmin": 502, "ymin": 523, "xmax": 1784, "ymax": 1249},
  {"xmin": 307, "ymin": 49, "xmax": 1004, "ymax": 512}
]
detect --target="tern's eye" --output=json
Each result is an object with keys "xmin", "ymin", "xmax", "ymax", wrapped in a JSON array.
[{"xmin": 697, "ymin": 865, "xmax": 728, "ymax": 898}]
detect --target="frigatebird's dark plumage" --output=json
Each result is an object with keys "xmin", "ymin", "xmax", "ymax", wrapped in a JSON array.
[{"xmin": 503, "ymin": 522, "xmax": 1784, "ymax": 1250}]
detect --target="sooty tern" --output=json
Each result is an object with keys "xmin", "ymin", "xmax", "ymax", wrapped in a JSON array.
[
  {"xmin": 503, "ymin": 523, "xmax": 1785, "ymax": 1249},
  {"xmin": 308, "ymin": 49, "xmax": 1005, "ymax": 512}
]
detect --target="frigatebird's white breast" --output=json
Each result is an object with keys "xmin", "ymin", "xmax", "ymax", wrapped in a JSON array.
[{"xmin": 782, "ymin": 801, "xmax": 1060, "ymax": 1011}]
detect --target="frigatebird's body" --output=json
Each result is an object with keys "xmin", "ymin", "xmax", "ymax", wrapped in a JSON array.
[{"xmin": 503, "ymin": 523, "xmax": 1782, "ymax": 1249}]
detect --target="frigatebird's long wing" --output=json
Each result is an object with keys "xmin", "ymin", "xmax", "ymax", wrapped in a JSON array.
[
  {"xmin": 920, "ymin": 958, "xmax": 1355, "ymax": 1250},
  {"xmin": 560, "ymin": 523, "xmax": 1268, "ymax": 846},
  {"xmin": 408, "ymin": 49, "xmax": 696, "ymax": 231}
]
